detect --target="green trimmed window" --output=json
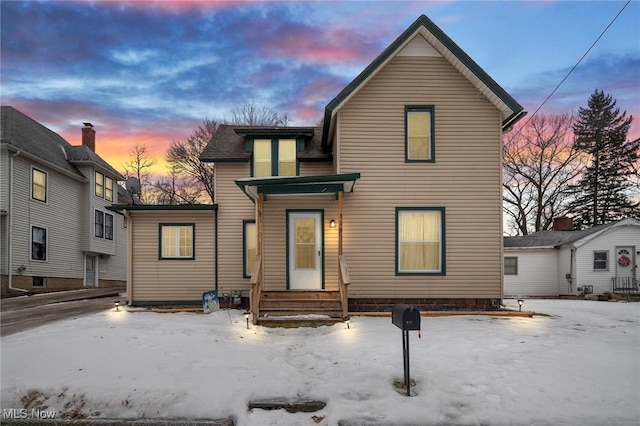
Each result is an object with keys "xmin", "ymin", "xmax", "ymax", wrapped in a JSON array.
[
  {"xmin": 504, "ymin": 257, "xmax": 518, "ymax": 275},
  {"xmin": 32, "ymin": 168, "xmax": 47, "ymax": 202},
  {"xmin": 95, "ymin": 171, "xmax": 104, "ymax": 197},
  {"xmin": 160, "ymin": 224, "xmax": 195, "ymax": 259},
  {"xmin": 252, "ymin": 138, "xmax": 297, "ymax": 177},
  {"xmin": 405, "ymin": 106, "xmax": 435, "ymax": 162},
  {"xmin": 396, "ymin": 208, "xmax": 444, "ymax": 275},
  {"xmin": 243, "ymin": 220, "xmax": 257, "ymax": 277}
]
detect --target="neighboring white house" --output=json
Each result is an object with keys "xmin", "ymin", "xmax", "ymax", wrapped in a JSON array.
[
  {"xmin": 504, "ymin": 218, "xmax": 640, "ymax": 297},
  {"xmin": 0, "ymin": 106, "xmax": 127, "ymax": 295}
]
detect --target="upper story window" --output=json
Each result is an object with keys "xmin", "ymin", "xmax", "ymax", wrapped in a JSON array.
[
  {"xmin": 95, "ymin": 171, "xmax": 104, "ymax": 198},
  {"xmin": 159, "ymin": 224, "xmax": 195, "ymax": 260},
  {"xmin": 32, "ymin": 168, "xmax": 47, "ymax": 202},
  {"xmin": 504, "ymin": 257, "xmax": 518, "ymax": 275},
  {"xmin": 405, "ymin": 106, "xmax": 435, "ymax": 162},
  {"xmin": 31, "ymin": 226, "xmax": 47, "ymax": 261},
  {"xmin": 396, "ymin": 207, "xmax": 445, "ymax": 275},
  {"xmin": 252, "ymin": 138, "xmax": 297, "ymax": 177},
  {"xmin": 105, "ymin": 177, "xmax": 114, "ymax": 202}
]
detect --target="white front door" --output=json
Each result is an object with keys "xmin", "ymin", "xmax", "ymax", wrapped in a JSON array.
[
  {"xmin": 288, "ymin": 211, "xmax": 323, "ymax": 290},
  {"xmin": 85, "ymin": 255, "xmax": 97, "ymax": 287},
  {"xmin": 615, "ymin": 246, "xmax": 635, "ymax": 279}
]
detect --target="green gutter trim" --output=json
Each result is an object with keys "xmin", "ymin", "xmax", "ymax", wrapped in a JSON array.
[{"xmin": 108, "ymin": 204, "xmax": 218, "ymax": 212}]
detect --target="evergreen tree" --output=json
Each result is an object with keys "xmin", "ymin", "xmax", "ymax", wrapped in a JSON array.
[{"xmin": 568, "ymin": 90, "xmax": 638, "ymax": 228}]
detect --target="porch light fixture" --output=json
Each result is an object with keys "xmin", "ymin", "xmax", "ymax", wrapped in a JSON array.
[
  {"xmin": 244, "ymin": 311, "xmax": 250, "ymax": 329},
  {"xmin": 330, "ymin": 219, "xmax": 336, "ymax": 228},
  {"xmin": 517, "ymin": 299, "xmax": 524, "ymax": 312},
  {"xmin": 114, "ymin": 300, "xmax": 120, "ymax": 312},
  {"xmin": 343, "ymin": 316, "xmax": 351, "ymax": 329}
]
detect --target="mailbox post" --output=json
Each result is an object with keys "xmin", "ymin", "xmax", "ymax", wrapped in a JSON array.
[{"xmin": 392, "ymin": 304, "xmax": 421, "ymax": 396}]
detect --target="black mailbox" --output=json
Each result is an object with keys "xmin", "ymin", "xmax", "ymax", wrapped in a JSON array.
[{"xmin": 392, "ymin": 304, "xmax": 421, "ymax": 331}]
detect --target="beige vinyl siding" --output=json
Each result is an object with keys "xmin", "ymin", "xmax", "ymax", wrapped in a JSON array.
[
  {"xmin": 8, "ymin": 156, "xmax": 85, "ymax": 280},
  {"xmin": 215, "ymin": 163, "xmax": 255, "ymax": 293},
  {"xmin": 337, "ymin": 55, "xmax": 503, "ymax": 298},
  {"xmin": 130, "ymin": 210, "xmax": 215, "ymax": 302},
  {"xmin": 261, "ymin": 195, "xmax": 339, "ymax": 291}
]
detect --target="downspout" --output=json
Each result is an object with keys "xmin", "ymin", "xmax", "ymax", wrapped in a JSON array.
[
  {"xmin": 8, "ymin": 150, "xmax": 29, "ymax": 293},
  {"xmin": 214, "ymin": 208, "xmax": 218, "ymax": 292},
  {"xmin": 568, "ymin": 248, "xmax": 576, "ymax": 293}
]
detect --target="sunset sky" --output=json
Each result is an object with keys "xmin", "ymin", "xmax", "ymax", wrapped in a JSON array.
[{"xmin": 1, "ymin": 0, "xmax": 639, "ymax": 175}]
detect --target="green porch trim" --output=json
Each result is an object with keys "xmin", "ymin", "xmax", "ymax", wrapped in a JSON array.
[
  {"xmin": 234, "ymin": 128, "xmax": 315, "ymax": 138},
  {"xmin": 235, "ymin": 172, "xmax": 360, "ymax": 201}
]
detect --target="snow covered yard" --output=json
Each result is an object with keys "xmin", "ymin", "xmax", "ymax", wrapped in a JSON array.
[{"xmin": 1, "ymin": 299, "xmax": 638, "ymax": 426}]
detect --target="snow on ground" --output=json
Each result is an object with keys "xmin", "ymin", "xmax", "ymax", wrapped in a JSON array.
[{"xmin": 1, "ymin": 299, "xmax": 639, "ymax": 425}]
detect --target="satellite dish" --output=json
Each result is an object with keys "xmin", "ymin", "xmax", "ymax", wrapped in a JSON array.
[{"xmin": 125, "ymin": 177, "xmax": 141, "ymax": 195}]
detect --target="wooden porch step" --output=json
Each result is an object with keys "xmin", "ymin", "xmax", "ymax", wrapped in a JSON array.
[
  {"xmin": 258, "ymin": 290, "xmax": 344, "ymax": 321},
  {"xmin": 257, "ymin": 317, "xmax": 344, "ymax": 328}
]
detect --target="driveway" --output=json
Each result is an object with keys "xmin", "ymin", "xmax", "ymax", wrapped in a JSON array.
[{"xmin": 0, "ymin": 288, "xmax": 124, "ymax": 337}]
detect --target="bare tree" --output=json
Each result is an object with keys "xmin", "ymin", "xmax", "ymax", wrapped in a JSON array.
[
  {"xmin": 166, "ymin": 118, "xmax": 218, "ymax": 203},
  {"xmin": 151, "ymin": 165, "xmax": 205, "ymax": 205},
  {"xmin": 225, "ymin": 100, "xmax": 290, "ymax": 126},
  {"xmin": 503, "ymin": 114, "xmax": 583, "ymax": 235},
  {"xmin": 121, "ymin": 143, "xmax": 156, "ymax": 204}
]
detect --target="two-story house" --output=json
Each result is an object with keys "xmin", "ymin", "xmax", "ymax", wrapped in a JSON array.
[
  {"xmin": 0, "ymin": 106, "xmax": 127, "ymax": 295},
  {"xmin": 115, "ymin": 15, "xmax": 525, "ymax": 324}
]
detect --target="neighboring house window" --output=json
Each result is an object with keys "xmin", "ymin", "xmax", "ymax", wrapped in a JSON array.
[
  {"xmin": 95, "ymin": 171, "xmax": 104, "ymax": 198},
  {"xmin": 32, "ymin": 277, "xmax": 46, "ymax": 288},
  {"xmin": 405, "ymin": 105, "xmax": 435, "ymax": 162},
  {"xmin": 159, "ymin": 224, "xmax": 195, "ymax": 259},
  {"xmin": 31, "ymin": 226, "xmax": 47, "ymax": 261},
  {"xmin": 95, "ymin": 210, "xmax": 104, "ymax": 238},
  {"xmin": 105, "ymin": 177, "xmax": 114, "ymax": 202},
  {"xmin": 252, "ymin": 138, "xmax": 297, "ymax": 177},
  {"xmin": 32, "ymin": 168, "xmax": 47, "ymax": 202},
  {"xmin": 105, "ymin": 214, "xmax": 114, "ymax": 240},
  {"xmin": 396, "ymin": 208, "xmax": 445, "ymax": 275},
  {"xmin": 243, "ymin": 220, "xmax": 257, "ymax": 277},
  {"xmin": 504, "ymin": 257, "xmax": 518, "ymax": 275},
  {"xmin": 95, "ymin": 210, "xmax": 114, "ymax": 239},
  {"xmin": 593, "ymin": 251, "xmax": 609, "ymax": 270}
]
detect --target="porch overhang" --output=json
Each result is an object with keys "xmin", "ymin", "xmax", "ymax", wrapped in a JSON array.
[{"xmin": 235, "ymin": 173, "xmax": 361, "ymax": 201}]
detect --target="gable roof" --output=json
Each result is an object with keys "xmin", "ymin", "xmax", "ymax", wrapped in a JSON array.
[
  {"xmin": 199, "ymin": 124, "xmax": 330, "ymax": 162},
  {"xmin": 0, "ymin": 106, "xmax": 123, "ymax": 180},
  {"xmin": 321, "ymin": 14, "xmax": 525, "ymax": 150},
  {"xmin": 504, "ymin": 218, "xmax": 640, "ymax": 249}
]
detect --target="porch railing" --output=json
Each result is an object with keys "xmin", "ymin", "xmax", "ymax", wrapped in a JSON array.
[
  {"xmin": 339, "ymin": 255, "xmax": 350, "ymax": 318},
  {"xmin": 612, "ymin": 276, "xmax": 639, "ymax": 294},
  {"xmin": 250, "ymin": 255, "xmax": 263, "ymax": 324}
]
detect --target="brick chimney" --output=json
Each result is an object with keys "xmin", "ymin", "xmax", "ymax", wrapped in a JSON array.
[
  {"xmin": 553, "ymin": 217, "xmax": 573, "ymax": 231},
  {"xmin": 82, "ymin": 122, "xmax": 96, "ymax": 152}
]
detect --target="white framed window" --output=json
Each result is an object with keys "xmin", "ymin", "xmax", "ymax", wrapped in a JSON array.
[
  {"xmin": 32, "ymin": 167, "xmax": 47, "ymax": 202},
  {"xmin": 504, "ymin": 257, "xmax": 518, "ymax": 275},
  {"xmin": 159, "ymin": 224, "xmax": 195, "ymax": 259},
  {"xmin": 31, "ymin": 226, "xmax": 47, "ymax": 261},
  {"xmin": 396, "ymin": 208, "xmax": 445, "ymax": 275},
  {"xmin": 95, "ymin": 171, "xmax": 104, "ymax": 198},
  {"xmin": 105, "ymin": 176, "xmax": 114, "ymax": 202},
  {"xmin": 593, "ymin": 251, "xmax": 608, "ymax": 270},
  {"xmin": 32, "ymin": 277, "xmax": 46, "ymax": 287}
]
